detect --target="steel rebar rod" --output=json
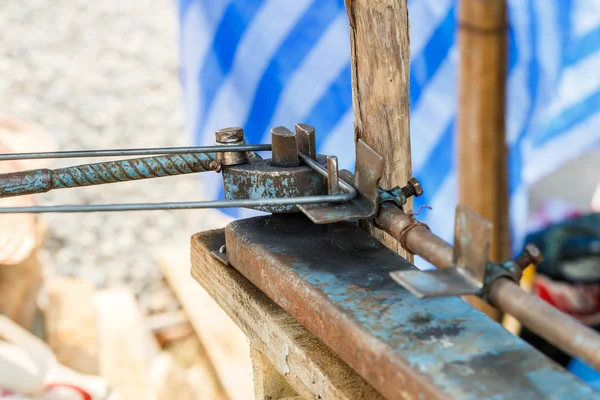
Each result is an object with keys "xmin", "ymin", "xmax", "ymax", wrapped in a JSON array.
[
  {"xmin": 0, "ymin": 144, "xmax": 272, "ymax": 160},
  {"xmin": 376, "ymin": 202, "xmax": 600, "ymax": 371},
  {"xmin": 0, "ymin": 153, "xmax": 219, "ymax": 198},
  {"xmin": 0, "ymin": 192, "xmax": 355, "ymax": 213}
]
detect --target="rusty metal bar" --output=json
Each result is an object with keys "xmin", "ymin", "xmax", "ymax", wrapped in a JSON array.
[
  {"xmin": 376, "ymin": 202, "xmax": 600, "ymax": 371},
  {"xmin": 225, "ymin": 214, "xmax": 598, "ymax": 399},
  {"xmin": 0, "ymin": 144, "xmax": 271, "ymax": 160},
  {"xmin": 488, "ymin": 279, "xmax": 600, "ymax": 371},
  {"xmin": 376, "ymin": 202, "xmax": 453, "ymax": 267},
  {"xmin": 0, "ymin": 153, "xmax": 218, "ymax": 198}
]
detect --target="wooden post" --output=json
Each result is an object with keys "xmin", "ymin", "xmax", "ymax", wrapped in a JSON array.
[
  {"xmin": 345, "ymin": 0, "xmax": 412, "ymax": 259},
  {"xmin": 458, "ymin": 0, "xmax": 509, "ymax": 319},
  {"xmin": 250, "ymin": 346, "xmax": 298, "ymax": 400}
]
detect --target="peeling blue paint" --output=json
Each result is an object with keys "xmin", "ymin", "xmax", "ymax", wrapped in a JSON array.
[{"xmin": 227, "ymin": 215, "xmax": 599, "ymax": 399}]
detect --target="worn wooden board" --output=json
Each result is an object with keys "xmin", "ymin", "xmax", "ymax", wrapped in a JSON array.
[
  {"xmin": 0, "ymin": 250, "xmax": 42, "ymax": 330},
  {"xmin": 156, "ymin": 246, "xmax": 253, "ymax": 400},
  {"xmin": 94, "ymin": 288, "xmax": 159, "ymax": 400},
  {"xmin": 345, "ymin": 0, "xmax": 412, "ymax": 258},
  {"xmin": 250, "ymin": 346, "xmax": 298, "ymax": 400},
  {"xmin": 191, "ymin": 230, "xmax": 384, "ymax": 400},
  {"xmin": 43, "ymin": 277, "xmax": 98, "ymax": 374}
]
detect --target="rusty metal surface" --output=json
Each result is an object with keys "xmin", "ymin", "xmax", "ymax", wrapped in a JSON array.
[
  {"xmin": 489, "ymin": 278, "xmax": 600, "ymax": 372},
  {"xmin": 221, "ymin": 156, "xmax": 328, "ymax": 213},
  {"xmin": 295, "ymin": 123, "xmax": 316, "ymax": 160},
  {"xmin": 0, "ymin": 152, "xmax": 218, "ymax": 198},
  {"xmin": 377, "ymin": 203, "xmax": 600, "ymax": 372},
  {"xmin": 391, "ymin": 205, "xmax": 492, "ymax": 298},
  {"xmin": 225, "ymin": 214, "xmax": 597, "ymax": 400},
  {"xmin": 326, "ymin": 156, "xmax": 339, "ymax": 194},
  {"xmin": 215, "ymin": 126, "xmax": 248, "ymax": 166},
  {"xmin": 209, "ymin": 245, "xmax": 229, "ymax": 266},
  {"xmin": 298, "ymin": 140, "xmax": 384, "ymax": 224},
  {"xmin": 376, "ymin": 202, "xmax": 454, "ymax": 267},
  {"xmin": 390, "ymin": 267, "xmax": 482, "ymax": 299},
  {"xmin": 271, "ymin": 126, "xmax": 300, "ymax": 167},
  {"xmin": 453, "ymin": 205, "xmax": 492, "ymax": 285},
  {"xmin": 379, "ymin": 177, "xmax": 424, "ymax": 208}
]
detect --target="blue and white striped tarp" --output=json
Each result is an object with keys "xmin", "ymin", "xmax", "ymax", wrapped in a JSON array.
[{"xmin": 178, "ymin": 0, "xmax": 600, "ymax": 257}]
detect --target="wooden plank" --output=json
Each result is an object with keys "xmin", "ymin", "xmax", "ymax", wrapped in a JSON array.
[
  {"xmin": 191, "ymin": 230, "xmax": 384, "ymax": 400},
  {"xmin": 156, "ymin": 246, "xmax": 253, "ymax": 400},
  {"xmin": 458, "ymin": 0, "xmax": 509, "ymax": 319},
  {"xmin": 148, "ymin": 351, "xmax": 216, "ymax": 400},
  {"xmin": 43, "ymin": 277, "xmax": 99, "ymax": 374},
  {"xmin": 94, "ymin": 288, "xmax": 159, "ymax": 400},
  {"xmin": 160, "ymin": 331, "xmax": 228, "ymax": 400},
  {"xmin": 0, "ymin": 250, "xmax": 42, "ymax": 330},
  {"xmin": 250, "ymin": 346, "xmax": 298, "ymax": 400},
  {"xmin": 345, "ymin": 0, "xmax": 412, "ymax": 258}
]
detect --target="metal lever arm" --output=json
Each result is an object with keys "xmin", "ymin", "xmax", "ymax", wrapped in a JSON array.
[
  {"xmin": 377, "ymin": 202, "xmax": 600, "ymax": 371},
  {"xmin": 0, "ymin": 153, "xmax": 218, "ymax": 198}
]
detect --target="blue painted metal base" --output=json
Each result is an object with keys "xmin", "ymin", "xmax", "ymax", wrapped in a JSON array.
[{"xmin": 225, "ymin": 214, "xmax": 598, "ymax": 399}]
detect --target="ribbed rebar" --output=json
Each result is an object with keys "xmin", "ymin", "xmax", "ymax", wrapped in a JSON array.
[
  {"xmin": 52, "ymin": 153, "xmax": 216, "ymax": 189},
  {"xmin": 0, "ymin": 153, "xmax": 218, "ymax": 198}
]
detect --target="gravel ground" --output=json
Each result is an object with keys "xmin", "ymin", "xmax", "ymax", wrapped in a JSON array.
[{"xmin": 0, "ymin": 0, "xmax": 228, "ymax": 313}]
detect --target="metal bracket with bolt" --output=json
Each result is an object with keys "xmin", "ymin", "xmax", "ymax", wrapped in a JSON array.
[{"xmin": 2, "ymin": 123, "xmax": 599, "ymax": 372}]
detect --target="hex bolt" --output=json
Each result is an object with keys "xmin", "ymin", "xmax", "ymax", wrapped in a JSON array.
[
  {"xmin": 271, "ymin": 126, "xmax": 299, "ymax": 167},
  {"xmin": 396, "ymin": 177, "xmax": 423, "ymax": 202},
  {"xmin": 515, "ymin": 244, "xmax": 543, "ymax": 269},
  {"xmin": 216, "ymin": 127, "xmax": 244, "ymax": 143},
  {"xmin": 214, "ymin": 127, "xmax": 248, "ymax": 166},
  {"xmin": 405, "ymin": 177, "xmax": 423, "ymax": 198}
]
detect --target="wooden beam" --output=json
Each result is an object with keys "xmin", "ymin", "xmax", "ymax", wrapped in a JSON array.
[
  {"xmin": 458, "ymin": 0, "xmax": 509, "ymax": 319},
  {"xmin": 345, "ymin": 0, "xmax": 412, "ymax": 257},
  {"xmin": 43, "ymin": 277, "xmax": 99, "ymax": 374},
  {"xmin": 156, "ymin": 246, "xmax": 253, "ymax": 400},
  {"xmin": 0, "ymin": 251, "xmax": 42, "ymax": 330},
  {"xmin": 250, "ymin": 346, "xmax": 298, "ymax": 400},
  {"xmin": 94, "ymin": 288, "xmax": 159, "ymax": 400},
  {"xmin": 191, "ymin": 230, "xmax": 384, "ymax": 400}
]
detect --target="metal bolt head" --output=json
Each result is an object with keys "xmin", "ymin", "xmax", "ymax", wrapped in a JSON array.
[
  {"xmin": 408, "ymin": 177, "xmax": 423, "ymax": 197},
  {"xmin": 271, "ymin": 126, "xmax": 299, "ymax": 167},
  {"xmin": 216, "ymin": 127, "xmax": 244, "ymax": 143},
  {"xmin": 523, "ymin": 243, "xmax": 543, "ymax": 266}
]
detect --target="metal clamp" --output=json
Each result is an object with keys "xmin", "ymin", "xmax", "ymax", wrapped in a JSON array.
[
  {"xmin": 390, "ymin": 205, "xmax": 543, "ymax": 299},
  {"xmin": 298, "ymin": 139, "xmax": 385, "ymax": 224},
  {"xmin": 0, "ymin": 123, "xmax": 365, "ymax": 216},
  {"xmin": 379, "ymin": 177, "xmax": 423, "ymax": 207}
]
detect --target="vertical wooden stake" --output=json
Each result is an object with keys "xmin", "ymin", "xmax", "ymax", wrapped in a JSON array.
[
  {"xmin": 250, "ymin": 346, "xmax": 298, "ymax": 400},
  {"xmin": 458, "ymin": 0, "xmax": 509, "ymax": 319},
  {"xmin": 345, "ymin": 0, "xmax": 412, "ymax": 259}
]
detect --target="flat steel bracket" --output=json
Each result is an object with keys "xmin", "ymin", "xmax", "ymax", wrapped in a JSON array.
[
  {"xmin": 222, "ymin": 214, "xmax": 593, "ymax": 400},
  {"xmin": 298, "ymin": 139, "xmax": 384, "ymax": 224},
  {"xmin": 391, "ymin": 205, "xmax": 492, "ymax": 298}
]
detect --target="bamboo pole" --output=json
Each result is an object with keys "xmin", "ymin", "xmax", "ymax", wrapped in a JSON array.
[{"xmin": 458, "ymin": 0, "xmax": 509, "ymax": 319}]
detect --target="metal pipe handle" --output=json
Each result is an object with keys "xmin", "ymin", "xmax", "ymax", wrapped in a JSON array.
[{"xmin": 376, "ymin": 202, "xmax": 600, "ymax": 371}]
